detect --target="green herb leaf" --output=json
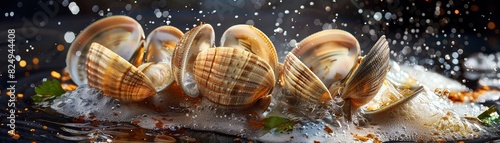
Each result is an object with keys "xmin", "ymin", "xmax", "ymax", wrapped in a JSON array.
[
  {"xmin": 263, "ymin": 116, "xmax": 295, "ymax": 132},
  {"xmin": 477, "ymin": 106, "xmax": 500, "ymax": 126},
  {"xmin": 32, "ymin": 79, "xmax": 66, "ymax": 103}
]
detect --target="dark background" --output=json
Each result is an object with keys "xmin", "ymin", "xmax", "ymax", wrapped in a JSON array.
[{"xmin": 0, "ymin": 0, "xmax": 498, "ymax": 142}]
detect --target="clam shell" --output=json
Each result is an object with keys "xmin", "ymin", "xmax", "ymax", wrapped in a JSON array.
[
  {"xmin": 193, "ymin": 47, "xmax": 275, "ymax": 106},
  {"xmin": 66, "ymin": 15, "xmax": 145, "ymax": 85},
  {"xmin": 290, "ymin": 29, "xmax": 360, "ymax": 88},
  {"xmin": 86, "ymin": 43, "xmax": 156, "ymax": 102},
  {"xmin": 137, "ymin": 62, "xmax": 173, "ymax": 92},
  {"xmin": 361, "ymin": 82, "xmax": 424, "ymax": 114},
  {"xmin": 340, "ymin": 35, "xmax": 390, "ymax": 108},
  {"xmin": 144, "ymin": 26, "xmax": 184, "ymax": 64},
  {"xmin": 220, "ymin": 25, "xmax": 280, "ymax": 77},
  {"xmin": 282, "ymin": 53, "xmax": 332, "ymax": 104},
  {"xmin": 172, "ymin": 24, "xmax": 215, "ymax": 97}
]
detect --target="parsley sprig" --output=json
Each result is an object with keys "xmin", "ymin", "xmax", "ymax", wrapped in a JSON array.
[
  {"xmin": 32, "ymin": 79, "xmax": 66, "ymax": 102},
  {"xmin": 477, "ymin": 106, "xmax": 500, "ymax": 126},
  {"xmin": 262, "ymin": 116, "xmax": 295, "ymax": 132}
]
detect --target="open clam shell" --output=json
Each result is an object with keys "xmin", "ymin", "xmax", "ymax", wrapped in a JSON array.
[
  {"xmin": 361, "ymin": 81, "xmax": 424, "ymax": 115},
  {"xmin": 360, "ymin": 60, "xmax": 425, "ymax": 114},
  {"xmin": 172, "ymin": 24, "xmax": 215, "ymax": 97},
  {"xmin": 142, "ymin": 26, "xmax": 183, "ymax": 91},
  {"xmin": 193, "ymin": 47, "xmax": 275, "ymax": 107},
  {"xmin": 282, "ymin": 53, "xmax": 332, "ymax": 104},
  {"xmin": 220, "ymin": 24, "xmax": 280, "ymax": 77},
  {"xmin": 281, "ymin": 29, "xmax": 359, "ymax": 105},
  {"xmin": 340, "ymin": 36, "xmax": 390, "ymax": 111},
  {"xmin": 290, "ymin": 29, "xmax": 360, "ymax": 89},
  {"xmin": 66, "ymin": 15, "xmax": 145, "ymax": 85},
  {"xmin": 144, "ymin": 26, "xmax": 184, "ymax": 64},
  {"xmin": 86, "ymin": 43, "xmax": 156, "ymax": 102}
]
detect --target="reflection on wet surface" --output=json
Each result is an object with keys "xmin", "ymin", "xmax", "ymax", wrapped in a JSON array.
[{"xmin": 1, "ymin": 0, "xmax": 500, "ymax": 142}]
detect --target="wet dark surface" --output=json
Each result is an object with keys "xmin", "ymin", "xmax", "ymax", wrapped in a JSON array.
[{"xmin": 0, "ymin": 0, "xmax": 499, "ymax": 142}]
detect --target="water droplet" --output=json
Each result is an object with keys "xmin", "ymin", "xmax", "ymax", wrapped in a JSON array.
[
  {"xmin": 64, "ymin": 32, "xmax": 75, "ymax": 43},
  {"xmin": 125, "ymin": 4, "xmax": 132, "ymax": 11},
  {"xmin": 68, "ymin": 2, "xmax": 80, "ymax": 15},
  {"xmin": 92, "ymin": 5, "xmax": 99, "ymax": 12},
  {"xmin": 374, "ymin": 12, "xmax": 382, "ymax": 21},
  {"xmin": 445, "ymin": 54, "xmax": 451, "ymax": 60},
  {"xmin": 274, "ymin": 27, "xmax": 283, "ymax": 33},
  {"xmin": 289, "ymin": 39, "xmax": 297, "ymax": 47}
]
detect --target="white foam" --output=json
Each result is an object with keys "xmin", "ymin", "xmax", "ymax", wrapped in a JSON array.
[{"xmin": 49, "ymin": 63, "xmax": 498, "ymax": 142}]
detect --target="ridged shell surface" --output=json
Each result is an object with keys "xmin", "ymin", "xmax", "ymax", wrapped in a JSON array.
[
  {"xmin": 193, "ymin": 47, "xmax": 275, "ymax": 106},
  {"xmin": 172, "ymin": 24, "xmax": 215, "ymax": 97},
  {"xmin": 220, "ymin": 25, "xmax": 279, "ymax": 77},
  {"xmin": 86, "ymin": 42, "xmax": 156, "ymax": 102},
  {"xmin": 291, "ymin": 29, "xmax": 360, "ymax": 88},
  {"xmin": 282, "ymin": 53, "xmax": 332, "ymax": 104},
  {"xmin": 67, "ymin": 15, "xmax": 145, "ymax": 85},
  {"xmin": 341, "ymin": 36, "xmax": 390, "ymax": 108}
]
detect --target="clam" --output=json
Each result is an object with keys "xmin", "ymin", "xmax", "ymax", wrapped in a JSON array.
[
  {"xmin": 144, "ymin": 26, "xmax": 183, "ymax": 64},
  {"xmin": 281, "ymin": 29, "xmax": 361, "ymax": 105},
  {"xmin": 86, "ymin": 43, "xmax": 156, "ymax": 102},
  {"xmin": 67, "ymin": 16, "xmax": 184, "ymax": 101},
  {"xmin": 281, "ymin": 30, "xmax": 391, "ymax": 118},
  {"xmin": 193, "ymin": 47, "xmax": 275, "ymax": 107},
  {"xmin": 220, "ymin": 25, "xmax": 280, "ymax": 77},
  {"xmin": 339, "ymin": 35, "xmax": 390, "ymax": 117},
  {"xmin": 173, "ymin": 24, "xmax": 277, "ymax": 108},
  {"xmin": 360, "ymin": 61, "xmax": 425, "ymax": 114},
  {"xmin": 66, "ymin": 15, "xmax": 145, "ymax": 85},
  {"xmin": 142, "ymin": 26, "xmax": 184, "ymax": 91},
  {"xmin": 172, "ymin": 24, "xmax": 215, "ymax": 97}
]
